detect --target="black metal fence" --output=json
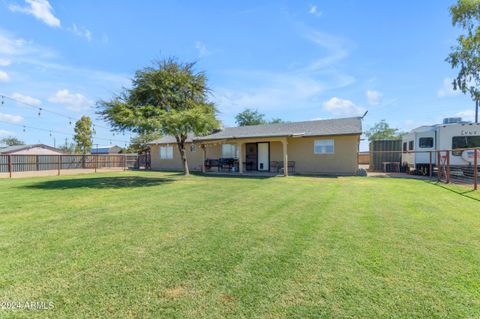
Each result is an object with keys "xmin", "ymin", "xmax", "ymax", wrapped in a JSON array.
[{"xmin": 0, "ymin": 154, "xmax": 140, "ymax": 177}]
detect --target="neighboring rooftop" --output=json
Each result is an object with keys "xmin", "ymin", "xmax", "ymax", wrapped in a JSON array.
[
  {"xmin": 91, "ymin": 145, "xmax": 122, "ymax": 154},
  {"xmin": 0, "ymin": 144, "xmax": 63, "ymax": 154}
]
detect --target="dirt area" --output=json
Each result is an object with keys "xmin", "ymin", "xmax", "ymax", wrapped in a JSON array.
[{"xmin": 0, "ymin": 168, "xmax": 127, "ymax": 179}]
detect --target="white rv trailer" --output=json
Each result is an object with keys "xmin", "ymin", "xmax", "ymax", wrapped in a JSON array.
[{"xmin": 401, "ymin": 117, "xmax": 480, "ymax": 175}]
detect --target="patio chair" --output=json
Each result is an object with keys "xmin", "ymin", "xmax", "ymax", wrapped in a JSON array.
[
  {"xmin": 219, "ymin": 158, "xmax": 235, "ymax": 172},
  {"xmin": 288, "ymin": 161, "xmax": 295, "ymax": 175},
  {"xmin": 205, "ymin": 159, "xmax": 220, "ymax": 171},
  {"xmin": 270, "ymin": 161, "xmax": 279, "ymax": 173},
  {"xmin": 278, "ymin": 161, "xmax": 295, "ymax": 175}
]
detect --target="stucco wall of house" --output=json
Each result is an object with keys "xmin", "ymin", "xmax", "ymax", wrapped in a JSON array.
[
  {"xmin": 286, "ymin": 135, "xmax": 359, "ymax": 175},
  {"xmin": 149, "ymin": 134, "xmax": 359, "ymax": 175},
  {"xmin": 150, "ymin": 143, "xmax": 222, "ymax": 171}
]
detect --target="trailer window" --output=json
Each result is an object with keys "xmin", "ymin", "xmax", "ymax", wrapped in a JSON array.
[
  {"xmin": 419, "ymin": 137, "xmax": 433, "ymax": 148},
  {"xmin": 408, "ymin": 141, "xmax": 414, "ymax": 150},
  {"xmin": 403, "ymin": 142, "xmax": 407, "ymax": 152},
  {"xmin": 452, "ymin": 136, "xmax": 480, "ymax": 149}
]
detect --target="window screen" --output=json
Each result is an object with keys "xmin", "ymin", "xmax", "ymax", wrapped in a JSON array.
[
  {"xmin": 221, "ymin": 144, "xmax": 239, "ymax": 158},
  {"xmin": 159, "ymin": 146, "xmax": 173, "ymax": 159},
  {"xmin": 314, "ymin": 140, "xmax": 334, "ymax": 154},
  {"xmin": 408, "ymin": 141, "xmax": 414, "ymax": 151},
  {"xmin": 419, "ymin": 137, "xmax": 434, "ymax": 148},
  {"xmin": 452, "ymin": 136, "xmax": 480, "ymax": 149}
]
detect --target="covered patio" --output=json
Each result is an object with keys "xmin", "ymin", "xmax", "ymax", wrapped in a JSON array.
[{"xmin": 198, "ymin": 137, "xmax": 294, "ymax": 177}]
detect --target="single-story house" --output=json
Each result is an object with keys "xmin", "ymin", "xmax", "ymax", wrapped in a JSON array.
[
  {"xmin": 148, "ymin": 117, "xmax": 362, "ymax": 176},
  {"xmin": 0, "ymin": 144, "xmax": 64, "ymax": 155},
  {"xmin": 91, "ymin": 145, "xmax": 122, "ymax": 154}
]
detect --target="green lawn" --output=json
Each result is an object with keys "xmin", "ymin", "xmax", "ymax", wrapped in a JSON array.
[{"xmin": 1, "ymin": 172, "xmax": 480, "ymax": 318}]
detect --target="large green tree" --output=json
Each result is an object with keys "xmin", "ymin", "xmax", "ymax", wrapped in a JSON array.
[
  {"xmin": 0, "ymin": 136, "xmax": 25, "ymax": 146},
  {"xmin": 235, "ymin": 108, "xmax": 285, "ymax": 126},
  {"xmin": 235, "ymin": 108, "xmax": 266, "ymax": 126},
  {"xmin": 98, "ymin": 59, "xmax": 219, "ymax": 175},
  {"xmin": 365, "ymin": 120, "xmax": 404, "ymax": 142},
  {"xmin": 73, "ymin": 116, "xmax": 93, "ymax": 154},
  {"xmin": 446, "ymin": 0, "xmax": 480, "ymax": 122}
]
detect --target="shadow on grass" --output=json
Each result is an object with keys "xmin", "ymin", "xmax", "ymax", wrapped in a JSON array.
[
  {"xmin": 424, "ymin": 180, "xmax": 480, "ymax": 202},
  {"xmin": 191, "ymin": 172, "xmax": 273, "ymax": 180},
  {"xmin": 22, "ymin": 176, "xmax": 174, "ymax": 190}
]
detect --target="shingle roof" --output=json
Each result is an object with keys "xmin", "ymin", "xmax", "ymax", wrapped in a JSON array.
[
  {"xmin": 197, "ymin": 117, "xmax": 362, "ymax": 141},
  {"xmin": 148, "ymin": 117, "xmax": 362, "ymax": 144},
  {"xmin": 0, "ymin": 144, "xmax": 62, "ymax": 154},
  {"xmin": 149, "ymin": 133, "xmax": 196, "ymax": 144}
]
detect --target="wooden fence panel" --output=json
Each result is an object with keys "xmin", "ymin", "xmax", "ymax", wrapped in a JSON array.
[{"xmin": 1, "ymin": 154, "xmax": 140, "ymax": 177}]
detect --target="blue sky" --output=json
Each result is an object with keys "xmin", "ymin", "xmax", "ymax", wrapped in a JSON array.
[{"xmin": 0, "ymin": 0, "xmax": 474, "ymax": 150}]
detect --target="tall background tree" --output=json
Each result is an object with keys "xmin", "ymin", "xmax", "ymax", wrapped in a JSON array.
[
  {"xmin": 0, "ymin": 136, "xmax": 25, "ymax": 146},
  {"xmin": 98, "ymin": 59, "xmax": 219, "ymax": 175},
  {"xmin": 446, "ymin": 0, "xmax": 480, "ymax": 122},
  {"xmin": 235, "ymin": 108, "xmax": 285, "ymax": 126},
  {"xmin": 126, "ymin": 131, "xmax": 161, "ymax": 154},
  {"xmin": 73, "ymin": 116, "xmax": 93, "ymax": 154},
  {"xmin": 365, "ymin": 120, "xmax": 405, "ymax": 142}
]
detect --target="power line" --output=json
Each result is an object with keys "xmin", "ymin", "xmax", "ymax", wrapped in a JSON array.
[
  {"xmin": 0, "ymin": 120, "xmax": 130, "ymax": 144},
  {"xmin": 0, "ymin": 93, "xmax": 117, "ymax": 132}
]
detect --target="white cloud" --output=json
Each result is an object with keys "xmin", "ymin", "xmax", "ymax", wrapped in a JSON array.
[
  {"xmin": 309, "ymin": 5, "xmax": 322, "ymax": 17},
  {"xmin": 0, "ymin": 58, "xmax": 11, "ymax": 66},
  {"xmin": 0, "ymin": 70, "xmax": 9, "ymax": 82},
  {"xmin": 48, "ymin": 89, "xmax": 92, "ymax": 112},
  {"xmin": 9, "ymin": 0, "xmax": 61, "ymax": 27},
  {"xmin": 301, "ymin": 30, "xmax": 349, "ymax": 70},
  {"xmin": 438, "ymin": 78, "xmax": 460, "ymax": 97},
  {"xmin": 11, "ymin": 92, "xmax": 41, "ymax": 106},
  {"xmin": 456, "ymin": 109, "xmax": 475, "ymax": 122},
  {"xmin": 0, "ymin": 129, "xmax": 16, "ymax": 137},
  {"xmin": 0, "ymin": 112, "xmax": 23, "ymax": 123},
  {"xmin": 366, "ymin": 90, "xmax": 382, "ymax": 105},
  {"xmin": 195, "ymin": 41, "xmax": 210, "ymax": 57},
  {"xmin": 68, "ymin": 24, "xmax": 92, "ymax": 42},
  {"xmin": 0, "ymin": 30, "xmax": 56, "ymax": 59},
  {"xmin": 323, "ymin": 97, "xmax": 365, "ymax": 116}
]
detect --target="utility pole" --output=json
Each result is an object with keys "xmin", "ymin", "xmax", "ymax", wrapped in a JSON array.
[{"xmin": 476, "ymin": 99, "xmax": 479, "ymax": 124}]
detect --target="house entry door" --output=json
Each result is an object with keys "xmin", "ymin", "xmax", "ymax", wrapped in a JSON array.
[{"xmin": 245, "ymin": 143, "xmax": 257, "ymax": 171}]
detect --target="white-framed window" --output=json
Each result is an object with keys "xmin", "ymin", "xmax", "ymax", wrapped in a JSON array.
[
  {"xmin": 221, "ymin": 144, "xmax": 239, "ymax": 158},
  {"xmin": 190, "ymin": 144, "xmax": 197, "ymax": 152},
  {"xmin": 314, "ymin": 139, "xmax": 334, "ymax": 154},
  {"xmin": 159, "ymin": 146, "xmax": 174, "ymax": 159}
]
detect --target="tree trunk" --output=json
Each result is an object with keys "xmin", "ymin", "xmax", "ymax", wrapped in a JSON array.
[{"xmin": 176, "ymin": 138, "xmax": 189, "ymax": 176}]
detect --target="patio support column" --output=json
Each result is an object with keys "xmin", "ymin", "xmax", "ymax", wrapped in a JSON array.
[
  {"xmin": 282, "ymin": 138, "xmax": 288, "ymax": 177},
  {"xmin": 238, "ymin": 142, "xmax": 244, "ymax": 174},
  {"xmin": 202, "ymin": 144, "xmax": 206, "ymax": 173}
]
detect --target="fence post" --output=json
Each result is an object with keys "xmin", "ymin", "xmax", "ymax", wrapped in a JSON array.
[
  {"xmin": 36, "ymin": 155, "xmax": 39, "ymax": 171},
  {"xmin": 57, "ymin": 155, "xmax": 61, "ymax": 176},
  {"xmin": 474, "ymin": 149, "xmax": 478, "ymax": 191},
  {"xmin": 437, "ymin": 151, "xmax": 441, "ymax": 182},
  {"xmin": 446, "ymin": 150, "xmax": 450, "ymax": 184},
  {"xmin": 8, "ymin": 155, "xmax": 12, "ymax": 178},
  {"xmin": 95, "ymin": 155, "xmax": 98, "ymax": 173},
  {"xmin": 123, "ymin": 155, "xmax": 126, "ymax": 171},
  {"xmin": 429, "ymin": 151, "xmax": 432, "ymax": 178}
]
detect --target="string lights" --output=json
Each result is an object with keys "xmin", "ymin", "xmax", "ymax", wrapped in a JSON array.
[{"xmin": 0, "ymin": 93, "xmax": 130, "ymax": 145}]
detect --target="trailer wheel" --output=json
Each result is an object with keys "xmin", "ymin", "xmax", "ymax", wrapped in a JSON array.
[{"xmin": 417, "ymin": 164, "xmax": 430, "ymax": 176}]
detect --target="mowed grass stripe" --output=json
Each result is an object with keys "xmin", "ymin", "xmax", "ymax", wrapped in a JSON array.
[{"xmin": 0, "ymin": 172, "xmax": 479, "ymax": 318}]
